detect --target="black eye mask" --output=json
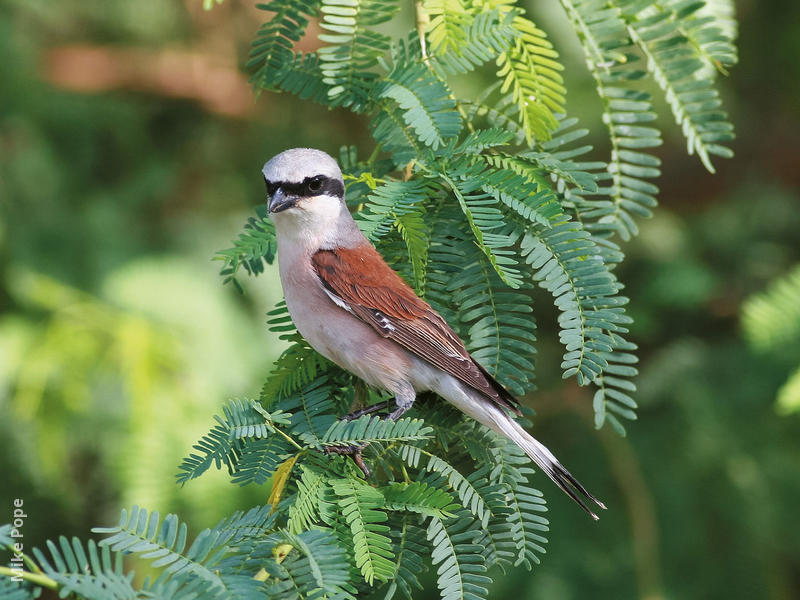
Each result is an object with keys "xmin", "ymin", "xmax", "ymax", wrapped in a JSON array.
[{"xmin": 264, "ymin": 175, "xmax": 344, "ymax": 199}]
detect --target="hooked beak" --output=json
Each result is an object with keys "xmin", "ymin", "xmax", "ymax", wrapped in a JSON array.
[{"xmin": 269, "ymin": 188, "xmax": 298, "ymax": 213}]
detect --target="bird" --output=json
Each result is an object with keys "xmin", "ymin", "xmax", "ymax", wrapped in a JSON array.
[{"xmin": 263, "ymin": 147, "xmax": 606, "ymax": 520}]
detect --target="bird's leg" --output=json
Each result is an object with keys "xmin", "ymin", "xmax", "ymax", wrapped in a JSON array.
[
  {"xmin": 342, "ymin": 400, "xmax": 391, "ymax": 421},
  {"xmin": 343, "ymin": 382, "xmax": 389, "ymax": 420},
  {"xmin": 332, "ymin": 399, "xmax": 392, "ymax": 477},
  {"xmin": 328, "ymin": 386, "xmax": 415, "ymax": 476},
  {"xmin": 387, "ymin": 385, "xmax": 416, "ymax": 422},
  {"xmin": 328, "ymin": 385, "xmax": 382, "ymax": 477}
]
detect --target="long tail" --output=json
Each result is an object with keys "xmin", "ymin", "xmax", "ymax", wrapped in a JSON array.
[
  {"xmin": 444, "ymin": 382, "xmax": 607, "ymax": 519},
  {"xmin": 501, "ymin": 416, "xmax": 606, "ymax": 520}
]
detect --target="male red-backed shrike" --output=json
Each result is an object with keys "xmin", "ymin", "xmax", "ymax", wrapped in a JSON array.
[{"xmin": 263, "ymin": 148, "xmax": 606, "ymax": 519}]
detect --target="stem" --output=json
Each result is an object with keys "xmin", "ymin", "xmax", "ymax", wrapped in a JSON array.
[
  {"xmin": 273, "ymin": 427, "xmax": 304, "ymax": 451},
  {"xmin": 0, "ymin": 566, "xmax": 59, "ymax": 590},
  {"xmin": 367, "ymin": 143, "xmax": 383, "ymax": 164},
  {"xmin": 414, "ymin": 1, "xmax": 429, "ymax": 60},
  {"xmin": 597, "ymin": 428, "xmax": 665, "ymax": 600},
  {"xmin": 0, "ymin": 545, "xmax": 45, "ymax": 575}
]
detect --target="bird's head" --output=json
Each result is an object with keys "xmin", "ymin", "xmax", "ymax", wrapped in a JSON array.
[{"xmin": 262, "ymin": 148, "xmax": 351, "ymax": 244}]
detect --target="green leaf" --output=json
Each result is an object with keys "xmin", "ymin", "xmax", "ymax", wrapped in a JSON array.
[
  {"xmin": 427, "ymin": 512, "xmax": 491, "ymax": 600},
  {"xmin": 423, "ymin": 0, "xmax": 473, "ymax": 55},
  {"xmin": 92, "ymin": 506, "xmax": 232, "ymax": 595},
  {"xmin": 495, "ymin": 13, "xmax": 566, "ymax": 143},
  {"xmin": 623, "ymin": 0, "xmax": 734, "ymax": 172},
  {"xmin": 231, "ymin": 436, "xmax": 294, "ymax": 486},
  {"xmin": 322, "ymin": 416, "xmax": 433, "ymax": 448},
  {"xmin": 383, "ymin": 519, "xmax": 428, "ymax": 600},
  {"xmin": 376, "ymin": 56, "xmax": 462, "ymax": 150},
  {"xmin": 331, "ymin": 477, "xmax": 396, "ymax": 584},
  {"xmin": 742, "ymin": 264, "xmax": 800, "ymax": 350},
  {"xmin": 214, "ymin": 207, "xmax": 276, "ymax": 288},
  {"xmin": 432, "ymin": 9, "xmax": 516, "ymax": 75},
  {"xmin": 248, "ymin": 0, "xmax": 323, "ymax": 94},
  {"xmin": 382, "ymin": 481, "xmax": 459, "ymax": 518},
  {"xmin": 318, "ymin": 0, "xmax": 400, "ymax": 111},
  {"xmin": 288, "ymin": 466, "xmax": 327, "ymax": 534}
]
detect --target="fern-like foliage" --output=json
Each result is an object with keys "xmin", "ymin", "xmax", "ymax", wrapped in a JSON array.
[
  {"xmin": 449, "ymin": 237, "xmax": 538, "ymax": 395},
  {"xmin": 377, "ymin": 57, "xmax": 463, "ymax": 151},
  {"xmin": 560, "ymin": 0, "xmax": 662, "ymax": 241},
  {"xmin": 423, "ymin": 0, "xmax": 472, "ymax": 55},
  {"xmin": 175, "ymin": 401, "xmax": 246, "ymax": 484},
  {"xmin": 2, "ymin": 2, "xmax": 739, "ymax": 599},
  {"xmin": 621, "ymin": 0, "xmax": 735, "ymax": 172},
  {"xmin": 419, "ymin": 452, "xmax": 497, "ymax": 528},
  {"xmin": 0, "ymin": 579, "xmax": 32, "ymax": 600},
  {"xmin": 356, "ymin": 180, "xmax": 428, "ymax": 241},
  {"xmin": 262, "ymin": 529, "xmax": 355, "ymax": 599},
  {"xmin": 32, "ymin": 538, "xmax": 141, "ymax": 600},
  {"xmin": 214, "ymin": 205, "xmax": 276, "ymax": 289},
  {"xmin": 288, "ymin": 465, "xmax": 328, "ymax": 533},
  {"xmin": 93, "ymin": 506, "xmax": 232, "ymax": 591},
  {"xmin": 742, "ymin": 264, "xmax": 800, "ymax": 351},
  {"xmin": 742, "ymin": 264, "xmax": 800, "ymax": 415},
  {"xmin": 486, "ymin": 435, "xmax": 549, "ymax": 568},
  {"xmin": 279, "ymin": 375, "xmax": 339, "ymax": 447},
  {"xmin": 322, "ymin": 415, "xmax": 434, "ymax": 447},
  {"xmin": 432, "ymin": 9, "xmax": 516, "ymax": 76},
  {"xmin": 384, "ymin": 519, "xmax": 428, "ymax": 600},
  {"xmin": 163, "ymin": 366, "xmax": 550, "ymax": 599},
  {"xmin": 698, "ymin": 0, "xmax": 737, "ymax": 50},
  {"xmin": 247, "ymin": 1, "xmax": 323, "ymax": 95},
  {"xmin": 495, "ymin": 11, "xmax": 566, "ymax": 144},
  {"xmin": 0, "ymin": 505, "xmax": 355, "ymax": 599},
  {"xmin": 318, "ymin": 0, "xmax": 400, "ymax": 112},
  {"xmin": 231, "ymin": 436, "xmax": 294, "ymax": 486},
  {"xmin": 355, "ymin": 179, "xmax": 430, "ymax": 288},
  {"xmin": 382, "ymin": 481, "xmax": 459, "ymax": 518},
  {"xmin": 331, "ymin": 477, "xmax": 395, "ymax": 584},
  {"xmin": 427, "ymin": 512, "xmax": 491, "ymax": 600}
]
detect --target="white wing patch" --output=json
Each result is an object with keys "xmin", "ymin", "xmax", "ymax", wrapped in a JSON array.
[
  {"xmin": 373, "ymin": 310, "xmax": 396, "ymax": 332},
  {"xmin": 323, "ymin": 288, "xmax": 352, "ymax": 312}
]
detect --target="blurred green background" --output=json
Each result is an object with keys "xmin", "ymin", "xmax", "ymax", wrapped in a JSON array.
[{"xmin": 1, "ymin": 1, "xmax": 798, "ymax": 598}]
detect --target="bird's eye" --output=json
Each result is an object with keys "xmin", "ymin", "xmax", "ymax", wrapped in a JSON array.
[{"xmin": 307, "ymin": 177, "xmax": 324, "ymax": 194}]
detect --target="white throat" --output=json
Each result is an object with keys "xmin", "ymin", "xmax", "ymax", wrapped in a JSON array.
[{"xmin": 271, "ymin": 193, "xmax": 343, "ymax": 254}]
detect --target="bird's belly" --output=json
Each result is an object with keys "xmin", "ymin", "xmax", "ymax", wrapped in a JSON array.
[{"xmin": 282, "ymin": 280, "xmax": 411, "ymax": 391}]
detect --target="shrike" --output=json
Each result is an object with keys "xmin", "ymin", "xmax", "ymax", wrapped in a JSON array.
[{"xmin": 263, "ymin": 148, "xmax": 606, "ymax": 519}]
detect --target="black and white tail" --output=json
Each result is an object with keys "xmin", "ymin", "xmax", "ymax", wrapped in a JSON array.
[
  {"xmin": 496, "ymin": 411, "xmax": 606, "ymax": 520},
  {"xmin": 501, "ymin": 416, "xmax": 606, "ymax": 519},
  {"xmin": 422, "ymin": 362, "xmax": 607, "ymax": 519},
  {"xmin": 449, "ymin": 383, "xmax": 607, "ymax": 520}
]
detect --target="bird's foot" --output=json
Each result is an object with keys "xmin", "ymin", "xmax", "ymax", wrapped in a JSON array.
[
  {"xmin": 324, "ymin": 443, "xmax": 370, "ymax": 477},
  {"xmin": 387, "ymin": 404, "xmax": 411, "ymax": 422},
  {"xmin": 342, "ymin": 400, "xmax": 390, "ymax": 422}
]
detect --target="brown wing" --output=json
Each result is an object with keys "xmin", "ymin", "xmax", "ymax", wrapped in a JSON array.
[{"xmin": 311, "ymin": 246, "xmax": 520, "ymax": 414}]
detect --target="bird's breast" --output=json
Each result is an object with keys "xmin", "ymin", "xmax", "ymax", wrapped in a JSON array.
[{"xmin": 276, "ymin": 247, "xmax": 411, "ymax": 391}]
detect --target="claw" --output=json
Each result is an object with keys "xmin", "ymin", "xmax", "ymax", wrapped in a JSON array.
[{"xmin": 324, "ymin": 443, "xmax": 371, "ymax": 477}]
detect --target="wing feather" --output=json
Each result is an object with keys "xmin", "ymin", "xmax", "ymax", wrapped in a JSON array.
[{"xmin": 312, "ymin": 246, "xmax": 520, "ymax": 414}]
